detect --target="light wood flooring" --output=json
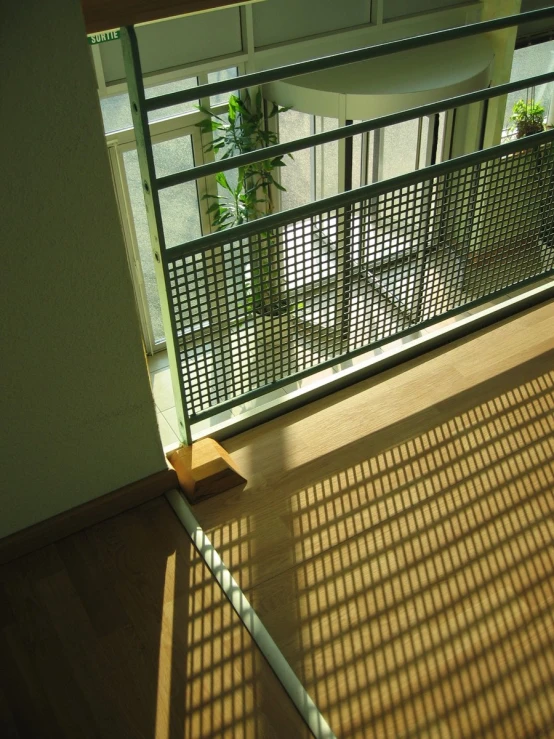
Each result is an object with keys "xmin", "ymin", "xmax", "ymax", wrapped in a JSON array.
[
  {"xmin": 0, "ymin": 498, "xmax": 309, "ymax": 739},
  {"xmin": 195, "ymin": 298, "xmax": 554, "ymax": 738},
  {"xmin": 1, "ymin": 299, "xmax": 553, "ymax": 739}
]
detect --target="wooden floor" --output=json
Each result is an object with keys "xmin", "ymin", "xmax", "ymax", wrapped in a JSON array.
[
  {"xmin": 0, "ymin": 498, "xmax": 309, "ymax": 738},
  {"xmin": 2, "ymin": 301, "xmax": 554, "ymax": 739},
  {"xmin": 195, "ymin": 299, "xmax": 554, "ymax": 738}
]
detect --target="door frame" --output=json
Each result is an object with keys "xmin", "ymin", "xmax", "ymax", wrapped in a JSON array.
[
  {"xmin": 108, "ymin": 120, "xmax": 209, "ymax": 354},
  {"xmin": 107, "ymin": 140, "xmax": 156, "ymax": 354}
]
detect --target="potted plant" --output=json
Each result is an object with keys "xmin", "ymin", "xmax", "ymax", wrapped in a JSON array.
[
  {"xmin": 509, "ymin": 99, "xmax": 545, "ymax": 138},
  {"xmin": 197, "ymin": 90, "xmax": 292, "ymax": 318},
  {"xmin": 197, "ymin": 91, "xmax": 302, "ymax": 394},
  {"xmin": 463, "ymin": 98, "xmax": 549, "ymax": 295}
]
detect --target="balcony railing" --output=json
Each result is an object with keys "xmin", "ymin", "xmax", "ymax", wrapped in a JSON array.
[
  {"xmin": 121, "ymin": 6, "xmax": 554, "ymax": 444},
  {"xmin": 166, "ymin": 132, "xmax": 554, "ymax": 423}
]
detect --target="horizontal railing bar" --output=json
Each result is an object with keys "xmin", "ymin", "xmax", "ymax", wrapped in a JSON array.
[
  {"xmin": 164, "ymin": 127, "xmax": 554, "ymax": 262},
  {"xmin": 143, "ymin": 6, "xmax": 554, "ymax": 112},
  {"xmin": 156, "ymin": 70, "xmax": 554, "ymax": 190}
]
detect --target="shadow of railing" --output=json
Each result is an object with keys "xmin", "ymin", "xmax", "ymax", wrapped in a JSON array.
[
  {"xmin": 202, "ymin": 349, "xmax": 554, "ymax": 737},
  {"xmin": 0, "ymin": 493, "xmax": 310, "ymax": 737},
  {"xmin": 143, "ymin": 500, "xmax": 308, "ymax": 738}
]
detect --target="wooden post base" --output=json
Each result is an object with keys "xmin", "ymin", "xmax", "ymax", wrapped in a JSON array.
[{"xmin": 166, "ymin": 438, "xmax": 246, "ymax": 503}]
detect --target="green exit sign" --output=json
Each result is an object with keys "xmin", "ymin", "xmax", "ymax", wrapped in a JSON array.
[{"xmin": 88, "ymin": 29, "xmax": 120, "ymax": 45}]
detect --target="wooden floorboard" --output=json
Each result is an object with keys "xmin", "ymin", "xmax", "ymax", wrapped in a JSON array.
[
  {"xmin": 195, "ymin": 299, "xmax": 554, "ymax": 737},
  {"xmin": 0, "ymin": 498, "xmax": 310, "ymax": 739}
]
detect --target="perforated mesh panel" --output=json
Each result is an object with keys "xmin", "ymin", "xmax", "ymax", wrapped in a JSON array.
[{"xmin": 166, "ymin": 140, "xmax": 554, "ymax": 421}]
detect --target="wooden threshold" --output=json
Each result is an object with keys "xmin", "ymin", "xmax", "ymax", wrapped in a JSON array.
[{"xmin": 0, "ymin": 468, "xmax": 178, "ymax": 566}]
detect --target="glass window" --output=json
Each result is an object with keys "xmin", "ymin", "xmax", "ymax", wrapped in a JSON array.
[
  {"xmin": 122, "ymin": 134, "xmax": 203, "ymax": 343},
  {"xmin": 99, "ymin": 10, "xmax": 242, "ymax": 85},
  {"xmin": 381, "ymin": 119, "xmax": 420, "ymax": 180},
  {"xmin": 314, "ymin": 117, "xmax": 340, "ymax": 200},
  {"xmin": 351, "ymin": 124, "xmax": 363, "ymax": 191},
  {"xmin": 146, "ymin": 78, "xmax": 200, "ymax": 123},
  {"xmin": 208, "ymin": 67, "xmax": 239, "ymax": 108},
  {"xmin": 253, "ymin": 0, "xmax": 370, "ymax": 46},
  {"xmin": 100, "ymin": 93, "xmax": 134, "ymax": 135},
  {"xmin": 279, "ymin": 109, "xmax": 312, "ymax": 211},
  {"xmin": 100, "ymin": 77, "xmax": 198, "ymax": 134},
  {"xmin": 154, "ymin": 136, "xmax": 202, "ymax": 248},
  {"xmin": 100, "ymin": 67, "xmax": 238, "ymax": 135},
  {"xmin": 502, "ymin": 40, "xmax": 554, "ymax": 139},
  {"xmin": 436, "ymin": 111, "xmax": 447, "ymax": 163},
  {"xmin": 278, "ymin": 112, "xmax": 341, "ymax": 208}
]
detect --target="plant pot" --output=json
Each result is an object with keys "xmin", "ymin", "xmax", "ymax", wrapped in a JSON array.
[
  {"xmin": 253, "ymin": 297, "xmax": 291, "ymax": 318},
  {"xmin": 517, "ymin": 122, "xmax": 544, "ymax": 138}
]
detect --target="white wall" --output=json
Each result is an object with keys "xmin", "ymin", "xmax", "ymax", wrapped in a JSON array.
[{"xmin": 0, "ymin": 0, "xmax": 166, "ymax": 539}]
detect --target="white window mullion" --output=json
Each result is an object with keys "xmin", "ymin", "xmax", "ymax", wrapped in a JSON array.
[
  {"xmin": 91, "ymin": 44, "xmax": 108, "ymax": 97},
  {"xmin": 241, "ymin": 4, "xmax": 256, "ymax": 73}
]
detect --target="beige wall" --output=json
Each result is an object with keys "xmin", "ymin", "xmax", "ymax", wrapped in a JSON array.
[{"xmin": 0, "ymin": 0, "xmax": 166, "ymax": 539}]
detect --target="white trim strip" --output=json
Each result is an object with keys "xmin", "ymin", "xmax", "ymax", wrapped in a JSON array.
[{"xmin": 165, "ymin": 488, "xmax": 337, "ymax": 739}]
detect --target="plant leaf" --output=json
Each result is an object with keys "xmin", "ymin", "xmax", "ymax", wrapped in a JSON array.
[
  {"xmin": 215, "ymin": 171, "xmax": 231, "ymax": 190},
  {"xmin": 197, "ymin": 104, "xmax": 225, "ymax": 121}
]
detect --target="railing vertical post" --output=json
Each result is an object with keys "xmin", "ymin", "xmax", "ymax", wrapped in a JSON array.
[
  {"xmin": 120, "ymin": 26, "xmax": 193, "ymax": 446},
  {"xmin": 340, "ymin": 121, "xmax": 354, "ymax": 348},
  {"xmin": 413, "ymin": 178, "xmax": 434, "ymax": 325}
]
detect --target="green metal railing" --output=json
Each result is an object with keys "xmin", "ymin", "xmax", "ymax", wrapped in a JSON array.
[
  {"xmin": 165, "ymin": 132, "xmax": 554, "ymax": 422},
  {"xmin": 120, "ymin": 7, "xmax": 554, "ymax": 443},
  {"xmin": 155, "ymin": 69, "xmax": 554, "ymax": 191}
]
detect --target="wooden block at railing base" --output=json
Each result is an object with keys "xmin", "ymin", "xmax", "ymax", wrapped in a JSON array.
[{"xmin": 166, "ymin": 438, "xmax": 246, "ymax": 503}]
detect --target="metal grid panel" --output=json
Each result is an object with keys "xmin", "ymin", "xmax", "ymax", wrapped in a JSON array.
[{"xmin": 167, "ymin": 140, "xmax": 554, "ymax": 421}]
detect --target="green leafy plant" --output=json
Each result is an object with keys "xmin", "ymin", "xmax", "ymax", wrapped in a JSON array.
[
  {"xmin": 196, "ymin": 91, "xmax": 294, "ymax": 316},
  {"xmin": 510, "ymin": 99, "xmax": 545, "ymax": 139},
  {"xmin": 197, "ymin": 91, "xmax": 289, "ymax": 228}
]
